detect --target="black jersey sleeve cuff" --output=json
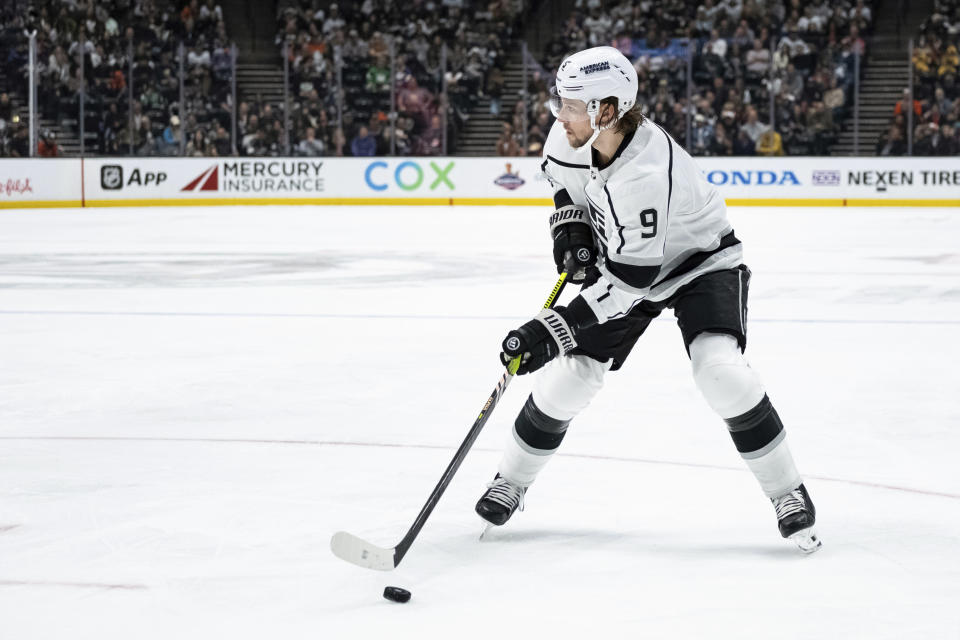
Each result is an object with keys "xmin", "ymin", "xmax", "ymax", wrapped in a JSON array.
[
  {"xmin": 553, "ymin": 188, "xmax": 574, "ymax": 209},
  {"xmin": 565, "ymin": 295, "xmax": 598, "ymax": 331}
]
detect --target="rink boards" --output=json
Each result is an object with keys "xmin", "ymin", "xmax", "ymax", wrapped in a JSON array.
[{"xmin": 2, "ymin": 156, "xmax": 959, "ymax": 209}]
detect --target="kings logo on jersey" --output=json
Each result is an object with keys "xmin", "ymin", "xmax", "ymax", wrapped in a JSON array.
[{"xmin": 493, "ymin": 164, "xmax": 525, "ymax": 191}]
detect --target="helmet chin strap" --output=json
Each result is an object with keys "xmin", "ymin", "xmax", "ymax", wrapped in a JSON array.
[
  {"xmin": 569, "ymin": 99, "xmax": 621, "ymax": 150},
  {"xmin": 572, "ymin": 128, "xmax": 602, "ymax": 150}
]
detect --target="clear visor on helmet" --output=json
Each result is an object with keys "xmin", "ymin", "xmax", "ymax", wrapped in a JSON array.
[{"xmin": 549, "ymin": 86, "xmax": 590, "ymax": 122}]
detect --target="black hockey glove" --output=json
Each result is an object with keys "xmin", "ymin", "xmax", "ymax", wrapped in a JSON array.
[
  {"xmin": 500, "ymin": 308, "xmax": 578, "ymax": 374},
  {"xmin": 500, "ymin": 298, "xmax": 597, "ymax": 375},
  {"xmin": 549, "ymin": 206, "xmax": 596, "ymax": 283}
]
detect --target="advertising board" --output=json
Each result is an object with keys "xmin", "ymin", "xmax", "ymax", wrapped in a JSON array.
[
  {"xmin": 695, "ymin": 157, "xmax": 960, "ymax": 206},
  {"xmin": 1, "ymin": 156, "xmax": 958, "ymax": 209},
  {"xmin": 0, "ymin": 159, "xmax": 83, "ymax": 208},
  {"xmin": 83, "ymin": 157, "xmax": 328, "ymax": 206}
]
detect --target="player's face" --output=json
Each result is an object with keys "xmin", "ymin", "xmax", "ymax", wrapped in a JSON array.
[
  {"xmin": 561, "ymin": 116, "xmax": 594, "ymax": 148},
  {"xmin": 550, "ymin": 95, "xmax": 593, "ymax": 147}
]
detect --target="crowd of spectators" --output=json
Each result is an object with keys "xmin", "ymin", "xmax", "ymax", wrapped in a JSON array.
[
  {"xmin": 0, "ymin": 90, "xmax": 28, "ymax": 156},
  {"xmin": 877, "ymin": 0, "xmax": 960, "ymax": 155},
  {"xmin": 500, "ymin": 0, "xmax": 875, "ymax": 157},
  {"xmin": 5, "ymin": 0, "xmax": 956, "ymax": 158},
  {"xmin": 2, "ymin": 0, "xmax": 526, "ymax": 158},
  {"xmin": 271, "ymin": 0, "xmax": 524, "ymax": 157},
  {"xmin": 1, "ymin": 0, "xmax": 233, "ymax": 157}
]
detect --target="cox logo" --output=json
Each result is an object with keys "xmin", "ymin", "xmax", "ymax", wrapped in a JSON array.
[{"xmin": 364, "ymin": 161, "xmax": 455, "ymax": 192}]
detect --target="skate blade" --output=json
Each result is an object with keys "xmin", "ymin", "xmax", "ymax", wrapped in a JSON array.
[
  {"xmin": 478, "ymin": 521, "xmax": 495, "ymax": 541},
  {"xmin": 789, "ymin": 528, "xmax": 822, "ymax": 554}
]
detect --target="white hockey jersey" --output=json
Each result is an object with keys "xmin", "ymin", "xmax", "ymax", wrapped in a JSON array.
[{"xmin": 541, "ymin": 118, "xmax": 743, "ymax": 324}]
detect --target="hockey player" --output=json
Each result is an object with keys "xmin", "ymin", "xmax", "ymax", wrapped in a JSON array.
[{"xmin": 475, "ymin": 46, "xmax": 821, "ymax": 553}]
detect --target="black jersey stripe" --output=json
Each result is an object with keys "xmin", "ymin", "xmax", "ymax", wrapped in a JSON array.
[
  {"xmin": 514, "ymin": 394, "xmax": 571, "ymax": 452},
  {"xmin": 605, "ymin": 258, "xmax": 660, "ymax": 290},
  {"xmin": 655, "ymin": 124, "xmax": 674, "ymax": 213},
  {"xmin": 724, "ymin": 395, "xmax": 784, "ymax": 454},
  {"xmin": 546, "ymin": 155, "xmax": 591, "ymax": 170},
  {"xmin": 593, "ymin": 128, "xmax": 636, "ymax": 171},
  {"xmin": 660, "ymin": 128, "xmax": 673, "ymax": 216},
  {"xmin": 651, "ymin": 231, "xmax": 741, "ymax": 289},
  {"xmin": 604, "ymin": 185, "xmax": 626, "ymax": 253}
]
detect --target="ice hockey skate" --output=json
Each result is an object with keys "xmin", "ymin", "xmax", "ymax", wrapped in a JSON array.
[
  {"xmin": 475, "ymin": 474, "xmax": 526, "ymax": 526},
  {"xmin": 772, "ymin": 483, "xmax": 821, "ymax": 553}
]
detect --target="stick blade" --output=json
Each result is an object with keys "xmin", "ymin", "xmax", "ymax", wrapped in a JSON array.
[{"xmin": 330, "ymin": 531, "xmax": 397, "ymax": 571}]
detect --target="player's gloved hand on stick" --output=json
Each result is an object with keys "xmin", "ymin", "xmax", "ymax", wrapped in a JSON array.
[
  {"xmin": 500, "ymin": 297, "xmax": 597, "ymax": 375},
  {"xmin": 550, "ymin": 206, "xmax": 596, "ymax": 283}
]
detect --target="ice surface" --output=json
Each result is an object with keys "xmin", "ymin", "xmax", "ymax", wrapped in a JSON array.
[{"xmin": 1, "ymin": 204, "xmax": 958, "ymax": 639}]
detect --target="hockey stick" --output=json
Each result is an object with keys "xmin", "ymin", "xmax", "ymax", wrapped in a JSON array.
[{"xmin": 330, "ymin": 270, "xmax": 572, "ymax": 571}]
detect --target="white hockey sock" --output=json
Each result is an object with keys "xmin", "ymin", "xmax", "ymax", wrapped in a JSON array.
[
  {"xmin": 743, "ymin": 434, "xmax": 803, "ymax": 498},
  {"xmin": 497, "ymin": 355, "xmax": 610, "ymax": 487},
  {"xmin": 498, "ymin": 430, "xmax": 556, "ymax": 487},
  {"xmin": 690, "ymin": 332, "xmax": 802, "ymax": 498}
]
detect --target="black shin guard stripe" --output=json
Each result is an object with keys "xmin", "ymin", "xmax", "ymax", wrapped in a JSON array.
[
  {"xmin": 514, "ymin": 394, "xmax": 570, "ymax": 452},
  {"xmin": 724, "ymin": 395, "xmax": 784, "ymax": 454}
]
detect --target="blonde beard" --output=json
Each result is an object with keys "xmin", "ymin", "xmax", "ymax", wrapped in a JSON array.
[
  {"xmin": 566, "ymin": 110, "xmax": 620, "ymax": 150},
  {"xmin": 566, "ymin": 127, "xmax": 601, "ymax": 150}
]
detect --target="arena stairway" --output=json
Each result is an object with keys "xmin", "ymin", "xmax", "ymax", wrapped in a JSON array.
[
  {"xmin": 455, "ymin": 51, "xmax": 528, "ymax": 156},
  {"xmin": 224, "ymin": 0, "xmax": 286, "ymax": 111},
  {"xmin": 0, "ymin": 69, "xmax": 81, "ymax": 156},
  {"xmin": 235, "ymin": 62, "xmax": 286, "ymax": 109},
  {"xmin": 831, "ymin": 0, "xmax": 935, "ymax": 155}
]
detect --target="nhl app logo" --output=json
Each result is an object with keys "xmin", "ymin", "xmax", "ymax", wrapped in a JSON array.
[{"xmin": 101, "ymin": 165, "xmax": 123, "ymax": 190}]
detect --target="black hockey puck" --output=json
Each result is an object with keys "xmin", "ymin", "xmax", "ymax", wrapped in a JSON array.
[{"xmin": 383, "ymin": 586, "xmax": 411, "ymax": 603}]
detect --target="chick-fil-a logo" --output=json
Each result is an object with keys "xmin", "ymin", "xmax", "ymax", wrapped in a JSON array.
[{"xmin": 3, "ymin": 178, "xmax": 33, "ymax": 196}]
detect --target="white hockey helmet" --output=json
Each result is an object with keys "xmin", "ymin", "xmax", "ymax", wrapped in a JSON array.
[{"xmin": 550, "ymin": 46, "xmax": 638, "ymax": 130}]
